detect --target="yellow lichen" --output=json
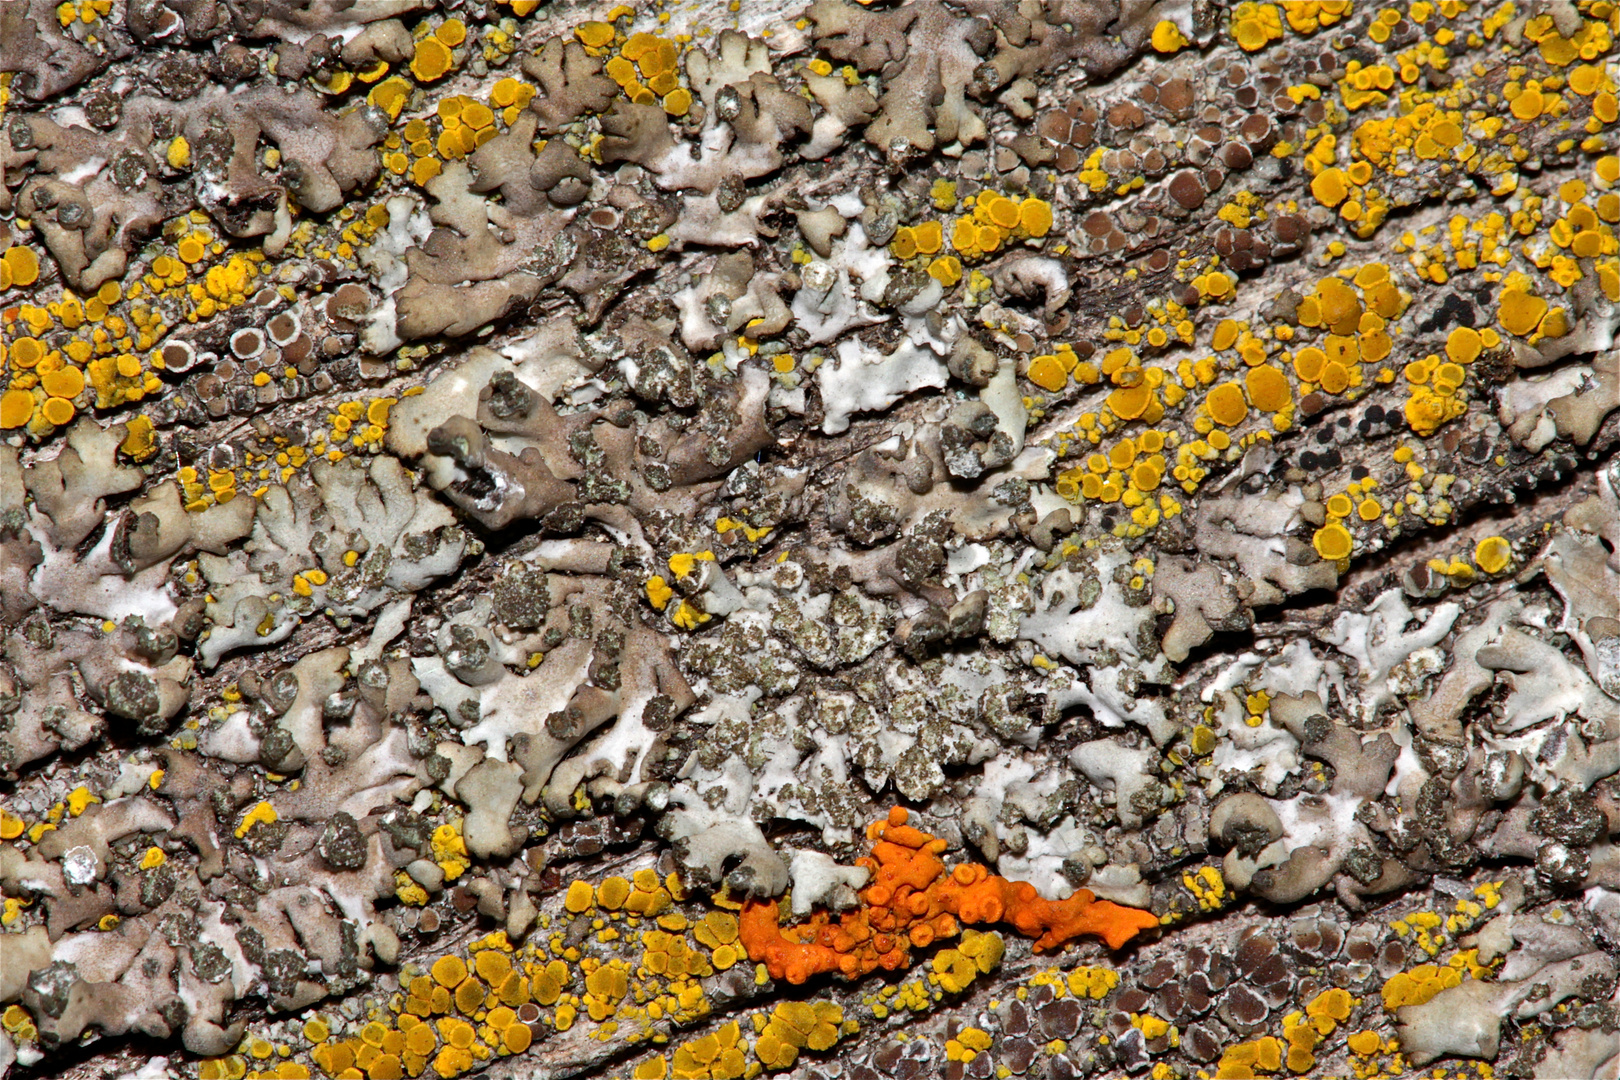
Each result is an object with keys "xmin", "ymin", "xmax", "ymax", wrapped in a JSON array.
[
  {"xmin": 1312, "ymin": 523, "xmax": 1353, "ymax": 561},
  {"xmin": 1474, "ymin": 535, "xmax": 1513, "ymax": 574},
  {"xmin": 234, "ymin": 800, "xmax": 277, "ymax": 839}
]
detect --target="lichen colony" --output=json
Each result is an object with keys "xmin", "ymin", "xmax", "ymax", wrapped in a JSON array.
[{"xmin": 1, "ymin": 2, "xmax": 1618, "ymax": 1079}]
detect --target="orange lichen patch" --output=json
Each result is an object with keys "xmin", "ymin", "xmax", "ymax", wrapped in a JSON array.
[
  {"xmin": 40, "ymin": 366, "xmax": 85, "ymax": 399},
  {"xmin": 927, "ymin": 256, "xmax": 963, "ymax": 287},
  {"xmin": 941, "ymin": 865, "xmax": 1158, "ymax": 950},
  {"xmin": 1205, "ymin": 382, "xmax": 1248, "ymax": 426},
  {"xmin": 502, "ymin": 1022, "xmax": 532, "ymax": 1054},
  {"xmin": 597, "ymin": 875, "xmax": 632, "ymax": 910},
  {"xmin": 1445, "ymin": 326, "xmax": 1483, "ymax": 364},
  {"xmin": 1106, "ymin": 383, "xmax": 1157, "ymax": 421},
  {"xmin": 1318, "ymin": 362, "xmax": 1352, "ymax": 395},
  {"xmin": 3, "ymin": 246, "xmax": 40, "ymax": 286},
  {"xmin": 1474, "ymin": 536, "xmax": 1513, "ymax": 574},
  {"xmin": 1027, "ymin": 355, "xmax": 1069, "ymax": 392},
  {"xmin": 663, "ymin": 88, "xmax": 693, "ymax": 117},
  {"xmin": 739, "ymin": 808, "xmax": 1156, "ymax": 985},
  {"xmin": 411, "ymin": 37, "xmax": 453, "ymax": 82},
  {"xmin": 1498, "ymin": 286, "xmax": 1548, "ymax": 336},
  {"xmin": 435, "ymin": 18, "xmax": 467, "ymax": 46},
  {"xmin": 453, "ymin": 977, "xmax": 484, "ymax": 1014},
  {"xmin": 431, "ymin": 955, "xmax": 468, "ymax": 988},
  {"xmin": 472, "ymin": 950, "xmax": 511, "ymax": 986},
  {"xmin": 1311, "ymin": 168, "xmax": 1348, "ymax": 208},
  {"xmin": 1243, "ymin": 365, "xmax": 1291, "ymax": 413},
  {"xmin": 912, "ymin": 220, "xmax": 944, "ymax": 256},
  {"xmin": 1150, "ymin": 20, "xmax": 1189, "ymax": 53},
  {"xmin": 1381, "ymin": 963, "xmax": 1461, "ymax": 1009},
  {"xmin": 1312, "ymin": 523, "xmax": 1353, "ymax": 561},
  {"xmin": 1304, "ymin": 987, "xmax": 1354, "ymax": 1033},
  {"xmin": 1230, "ymin": 2, "xmax": 1283, "ymax": 52},
  {"xmin": 0, "ymin": 390, "xmax": 34, "ymax": 429},
  {"xmin": 1291, "ymin": 346, "xmax": 1325, "ymax": 383},
  {"xmin": 1018, "ymin": 198, "xmax": 1054, "ymax": 237},
  {"xmin": 1214, "ymin": 1035, "xmax": 1283, "ymax": 1079}
]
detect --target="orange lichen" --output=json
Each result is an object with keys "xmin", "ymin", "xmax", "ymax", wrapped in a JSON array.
[
  {"xmin": 452, "ymin": 977, "xmax": 484, "ymax": 1014},
  {"xmin": 1313, "ymin": 523, "xmax": 1353, "ymax": 561},
  {"xmin": 1215, "ymin": 1036, "xmax": 1283, "ymax": 1079},
  {"xmin": 368, "ymin": 77, "xmax": 412, "ymax": 119},
  {"xmin": 928, "ymin": 256, "xmax": 963, "ymax": 287},
  {"xmin": 1242, "ymin": 365, "xmax": 1290, "ymax": 414},
  {"xmin": 431, "ymin": 955, "xmax": 468, "ymax": 988},
  {"xmin": 40, "ymin": 367, "xmax": 84, "ymax": 399},
  {"xmin": 1311, "ymin": 168, "xmax": 1348, "ymax": 208},
  {"xmin": 1027, "ymin": 355, "xmax": 1069, "ymax": 392},
  {"xmin": 1498, "ymin": 286, "xmax": 1548, "ymax": 336},
  {"xmin": 1445, "ymin": 326, "xmax": 1483, "ymax": 364},
  {"xmin": 1474, "ymin": 535, "xmax": 1513, "ymax": 574},
  {"xmin": 1230, "ymin": 3, "xmax": 1284, "ymax": 53},
  {"xmin": 1206, "ymin": 382, "xmax": 1248, "ymax": 426},
  {"xmin": 1381, "ymin": 963, "xmax": 1460, "ymax": 1009},
  {"xmin": 1107, "ymin": 383, "xmax": 1158, "ymax": 421},
  {"xmin": 1019, "ymin": 198, "xmax": 1054, "ymax": 237},
  {"xmin": 3, "ymin": 246, "xmax": 40, "ymax": 286},
  {"xmin": 0, "ymin": 390, "xmax": 33, "ymax": 429},
  {"xmin": 502, "ymin": 1023, "xmax": 531, "ymax": 1054},
  {"xmin": 739, "ymin": 809, "xmax": 1157, "ymax": 984},
  {"xmin": 912, "ymin": 220, "xmax": 944, "ymax": 255},
  {"xmin": 411, "ymin": 37, "xmax": 454, "ymax": 83},
  {"xmin": 1151, "ymin": 20, "xmax": 1189, "ymax": 53}
]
